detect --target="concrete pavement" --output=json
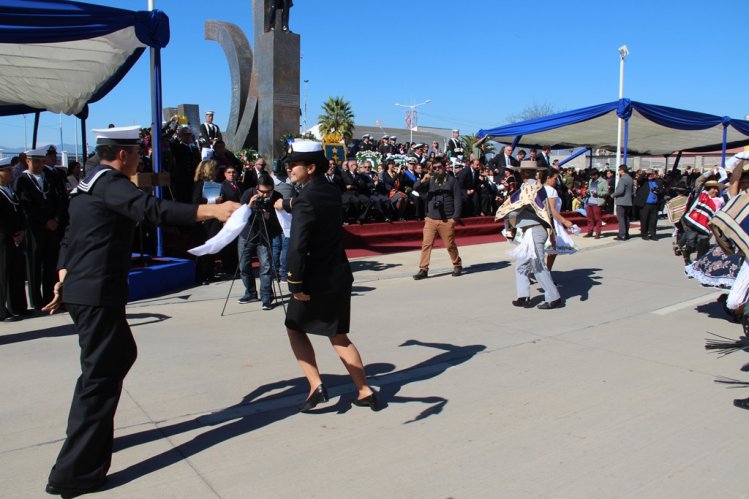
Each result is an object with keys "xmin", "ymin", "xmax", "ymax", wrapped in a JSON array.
[{"xmin": 3, "ymin": 221, "xmax": 749, "ymax": 498}]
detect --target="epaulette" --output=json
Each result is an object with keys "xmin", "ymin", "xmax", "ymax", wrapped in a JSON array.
[{"xmin": 71, "ymin": 167, "xmax": 114, "ymax": 195}]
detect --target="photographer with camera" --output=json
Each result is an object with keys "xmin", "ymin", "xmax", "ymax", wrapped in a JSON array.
[
  {"xmin": 237, "ymin": 174, "xmax": 283, "ymax": 310},
  {"xmin": 634, "ymin": 169, "xmax": 665, "ymax": 240},
  {"xmin": 412, "ymin": 158, "xmax": 463, "ymax": 280}
]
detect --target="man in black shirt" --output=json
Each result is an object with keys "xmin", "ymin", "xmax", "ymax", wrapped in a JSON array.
[
  {"xmin": 42, "ymin": 126, "xmax": 238, "ymax": 497},
  {"xmin": 412, "ymin": 158, "xmax": 463, "ymax": 280}
]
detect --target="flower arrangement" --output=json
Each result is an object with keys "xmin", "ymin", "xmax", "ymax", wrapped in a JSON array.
[{"xmin": 356, "ymin": 150, "xmax": 382, "ymax": 166}]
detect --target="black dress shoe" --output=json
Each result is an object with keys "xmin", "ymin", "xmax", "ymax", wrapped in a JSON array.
[
  {"xmin": 537, "ymin": 298, "xmax": 562, "ymax": 310},
  {"xmin": 512, "ymin": 297, "xmax": 531, "ymax": 308},
  {"xmin": 45, "ymin": 478, "xmax": 106, "ymax": 497},
  {"xmin": 2, "ymin": 315, "xmax": 22, "ymax": 322},
  {"xmin": 300, "ymin": 384, "xmax": 329, "ymax": 413},
  {"xmin": 352, "ymin": 390, "xmax": 379, "ymax": 411},
  {"xmin": 734, "ymin": 397, "xmax": 749, "ymax": 410},
  {"xmin": 413, "ymin": 269, "xmax": 428, "ymax": 280},
  {"xmin": 452, "ymin": 266, "xmax": 462, "ymax": 277}
]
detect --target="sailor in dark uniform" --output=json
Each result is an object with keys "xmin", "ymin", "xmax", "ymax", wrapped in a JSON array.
[
  {"xmin": 0, "ymin": 157, "xmax": 27, "ymax": 321},
  {"xmin": 199, "ymin": 111, "xmax": 222, "ymax": 149},
  {"xmin": 446, "ymin": 129, "xmax": 464, "ymax": 159},
  {"xmin": 275, "ymin": 140, "xmax": 378, "ymax": 412},
  {"xmin": 42, "ymin": 126, "xmax": 239, "ymax": 497},
  {"xmin": 14, "ymin": 146, "xmax": 66, "ymax": 309},
  {"xmin": 359, "ymin": 134, "xmax": 376, "ymax": 152}
]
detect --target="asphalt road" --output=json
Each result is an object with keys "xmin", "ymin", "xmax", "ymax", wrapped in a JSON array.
[{"xmin": 3, "ymin": 222, "xmax": 749, "ymax": 498}]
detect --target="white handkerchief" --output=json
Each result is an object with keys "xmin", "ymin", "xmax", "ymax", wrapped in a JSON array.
[
  {"xmin": 276, "ymin": 208, "xmax": 292, "ymax": 238},
  {"xmin": 188, "ymin": 205, "xmax": 252, "ymax": 256}
]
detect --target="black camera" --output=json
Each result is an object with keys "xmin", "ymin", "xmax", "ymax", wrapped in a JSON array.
[
  {"xmin": 433, "ymin": 200, "xmax": 443, "ymax": 210},
  {"xmin": 255, "ymin": 196, "xmax": 272, "ymax": 211}
]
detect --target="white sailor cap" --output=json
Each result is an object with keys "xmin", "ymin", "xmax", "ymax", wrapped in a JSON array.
[
  {"xmin": 413, "ymin": 143, "xmax": 425, "ymax": 149},
  {"xmin": 25, "ymin": 146, "xmax": 54, "ymax": 158},
  {"xmin": 287, "ymin": 139, "xmax": 328, "ymax": 170},
  {"xmin": 205, "ymin": 110, "xmax": 214, "ymax": 115},
  {"xmin": 92, "ymin": 125, "xmax": 141, "ymax": 146},
  {"xmin": 452, "ymin": 129, "xmax": 459, "ymax": 133},
  {"xmin": 389, "ymin": 135, "xmax": 397, "ymax": 140},
  {"xmin": 0, "ymin": 156, "xmax": 12, "ymax": 168}
]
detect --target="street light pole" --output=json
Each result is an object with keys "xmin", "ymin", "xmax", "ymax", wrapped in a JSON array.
[
  {"xmin": 395, "ymin": 99, "xmax": 431, "ymax": 145},
  {"xmin": 303, "ymin": 79, "xmax": 309, "ymax": 133},
  {"xmin": 615, "ymin": 45, "xmax": 629, "ymax": 172}
]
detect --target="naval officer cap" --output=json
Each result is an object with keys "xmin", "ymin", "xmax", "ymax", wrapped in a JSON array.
[
  {"xmin": 92, "ymin": 125, "xmax": 141, "ymax": 146},
  {"xmin": 25, "ymin": 146, "xmax": 54, "ymax": 158},
  {"xmin": 0, "ymin": 156, "xmax": 12, "ymax": 168},
  {"xmin": 286, "ymin": 140, "xmax": 328, "ymax": 171}
]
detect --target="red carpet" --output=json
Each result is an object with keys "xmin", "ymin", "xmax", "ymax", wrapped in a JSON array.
[{"xmin": 344, "ymin": 212, "xmax": 618, "ymax": 259}]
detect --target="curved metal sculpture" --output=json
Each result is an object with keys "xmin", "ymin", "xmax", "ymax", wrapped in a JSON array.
[
  {"xmin": 205, "ymin": 20, "xmax": 257, "ymax": 152},
  {"xmin": 205, "ymin": 0, "xmax": 300, "ymax": 161}
]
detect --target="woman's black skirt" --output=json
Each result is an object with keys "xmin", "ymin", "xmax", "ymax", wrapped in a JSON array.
[{"xmin": 284, "ymin": 286, "xmax": 351, "ymax": 337}]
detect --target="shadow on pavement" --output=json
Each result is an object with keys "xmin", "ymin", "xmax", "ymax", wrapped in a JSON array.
[
  {"xmin": 350, "ymin": 260, "xmax": 402, "ymax": 273},
  {"xmin": 552, "ymin": 267, "xmax": 603, "ymax": 302},
  {"xmin": 464, "ymin": 261, "xmax": 510, "ymax": 275},
  {"xmin": 0, "ymin": 322, "xmax": 76, "ymax": 346},
  {"xmin": 107, "ymin": 340, "xmax": 485, "ymax": 489},
  {"xmin": 127, "ymin": 313, "xmax": 171, "ymax": 327}
]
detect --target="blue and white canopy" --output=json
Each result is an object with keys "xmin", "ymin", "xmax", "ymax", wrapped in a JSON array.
[
  {"xmin": 478, "ymin": 99, "xmax": 749, "ymax": 155},
  {"xmin": 0, "ymin": 0, "xmax": 169, "ymax": 117}
]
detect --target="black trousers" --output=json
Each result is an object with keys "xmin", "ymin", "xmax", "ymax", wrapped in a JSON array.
[
  {"xmin": 48, "ymin": 303, "xmax": 137, "ymax": 488},
  {"xmin": 342, "ymin": 191, "xmax": 370, "ymax": 221},
  {"xmin": 639, "ymin": 204, "xmax": 659, "ymax": 239},
  {"xmin": 25, "ymin": 227, "xmax": 59, "ymax": 308},
  {"xmin": 0, "ymin": 235, "xmax": 27, "ymax": 318},
  {"xmin": 268, "ymin": 0, "xmax": 291, "ymax": 29}
]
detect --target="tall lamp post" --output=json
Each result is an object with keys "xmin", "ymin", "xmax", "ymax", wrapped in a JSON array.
[
  {"xmin": 303, "ymin": 79, "xmax": 309, "ymax": 133},
  {"xmin": 615, "ymin": 45, "xmax": 629, "ymax": 173},
  {"xmin": 395, "ymin": 99, "xmax": 431, "ymax": 145}
]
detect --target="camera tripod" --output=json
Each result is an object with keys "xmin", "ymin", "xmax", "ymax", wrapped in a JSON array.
[{"xmin": 220, "ymin": 205, "xmax": 287, "ymax": 316}]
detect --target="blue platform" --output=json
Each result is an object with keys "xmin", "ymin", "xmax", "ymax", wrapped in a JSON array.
[{"xmin": 128, "ymin": 256, "xmax": 195, "ymax": 302}]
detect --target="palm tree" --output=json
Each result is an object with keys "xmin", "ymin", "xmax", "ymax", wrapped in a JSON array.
[
  {"xmin": 318, "ymin": 96, "xmax": 355, "ymax": 142},
  {"xmin": 461, "ymin": 133, "xmax": 496, "ymax": 159}
]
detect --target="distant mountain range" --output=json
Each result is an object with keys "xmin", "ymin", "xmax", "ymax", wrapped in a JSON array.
[{"xmin": 0, "ymin": 143, "xmax": 86, "ymax": 157}]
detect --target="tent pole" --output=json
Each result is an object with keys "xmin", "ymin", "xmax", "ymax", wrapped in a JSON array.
[
  {"xmin": 721, "ymin": 124, "xmax": 728, "ymax": 168},
  {"xmin": 150, "ymin": 1, "xmax": 163, "ymax": 257},
  {"xmin": 511, "ymin": 135, "xmax": 522, "ymax": 151},
  {"xmin": 32, "ymin": 112, "xmax": 40, "ymax": 149},
  {"xmin": 622, "ymin": 117, "xmax": 629, "ymax": 166},
  {"xmin": 558, "ymin": 147, "xmax": 588, "ymax": 167},
  {"xmin": 672, "ymin": 151, "xmax": 682, "ymax": 175},
  {"xmin": 81, "ymin": 118, "xmax": 87, "ymax": 173}
]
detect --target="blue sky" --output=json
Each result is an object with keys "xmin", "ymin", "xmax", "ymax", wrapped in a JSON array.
[{"xmin": 1, "ymin": 0, "xmax": 748, "ymax": 152}]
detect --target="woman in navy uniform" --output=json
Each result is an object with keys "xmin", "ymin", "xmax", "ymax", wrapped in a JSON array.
[
  {"xmin": 42, "ymin": 126, "xmax": 239, "ymax": 497},
  {"xmin": 276, "ymin": 140, "xmax": 378, "ymax": 412}
]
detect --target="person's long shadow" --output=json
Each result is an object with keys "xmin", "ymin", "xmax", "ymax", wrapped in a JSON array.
[
  {"xmin": 0, "ymin": 313, "xmax": 170, "ymax": 347},
  {"xmin": 350, "ymin": 260, "xmax": 402, "ymax": 273},
  {"xmin": 463, "ymin": 261, "xmax": 510, "ymax": 275},
  {"xmin": 552, "ymin": 267, "xmax": 603, "ymax": 302},
  {"xmin": 127, "ymin": 313, "xmax": 171, "ymax": 327},
  {"xmin": 0, "ymin": 322, "xmax": 76, "ymax": 346},
  {"xmin": 106, "ymin": 339, "xmax": 485, "ymax": 490}
]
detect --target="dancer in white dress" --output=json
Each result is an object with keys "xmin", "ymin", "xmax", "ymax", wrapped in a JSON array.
[{"xmin": 542, "ymin": 168, "xmax": 577, "ymax": 272}]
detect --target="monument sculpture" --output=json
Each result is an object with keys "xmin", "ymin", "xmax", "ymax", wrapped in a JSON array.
[{"xmin": 205, "ymin": 0, "xmax": 299, "ymax": 162}]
